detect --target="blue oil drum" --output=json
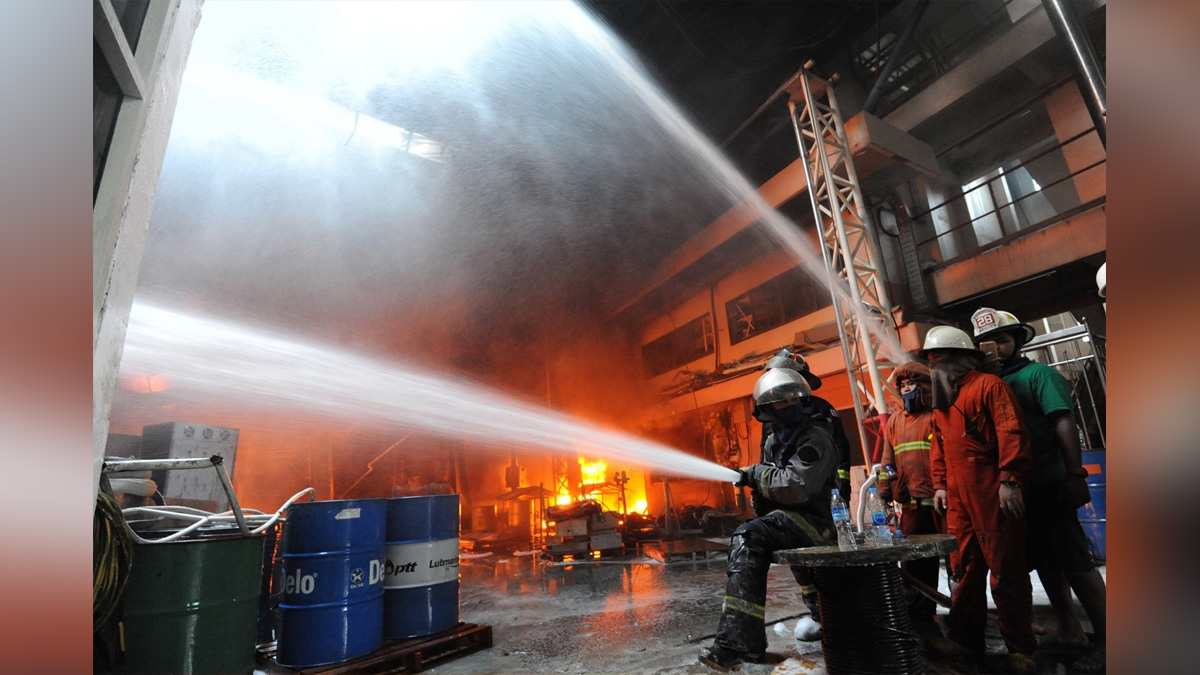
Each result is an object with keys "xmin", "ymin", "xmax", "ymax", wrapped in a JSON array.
[
  {"xmin": 276, "ymin": 499, "xmax": 385, "ymax": 667},
  {"xmin": 1077, "ymin": 449, "xmax": 1106, "ymax": 561},
  {"xmin": 383, "ymin": 494, "xmax": 460, "ymax": 638}
]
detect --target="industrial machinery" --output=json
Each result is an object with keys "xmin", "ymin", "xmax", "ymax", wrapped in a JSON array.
[
  {"xmin": 135, "ymin": 421, "xmax": 240, "ymax": 511},
  {"xmin": 541, "ymin": 500, "xmax": 623, "ymax": 560}
]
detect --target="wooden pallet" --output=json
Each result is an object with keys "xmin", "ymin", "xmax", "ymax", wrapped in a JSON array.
[{"xmin": 259, "ymin": 622, "xmax": 493, "ymax": 675}]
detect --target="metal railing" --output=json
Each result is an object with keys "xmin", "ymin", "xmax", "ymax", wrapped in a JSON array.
[
  {"xmin": 912, "ymin": 127, "xmax": 1105, "ymax": 267},
  {"xmin": 1021, "ymin": 320, "xmax": 1106, "ymax": 449}
]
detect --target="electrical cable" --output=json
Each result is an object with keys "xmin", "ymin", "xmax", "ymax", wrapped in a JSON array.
[
  {"xmin": 813, "ymin": 564, "xmax": 923, "ymax": 674},
  {"xmin": 94, "ymin": 491, "xmax": 134, "ymax": 631},
  {"xmin": 119, "ymin": 487, "xmax": 316, "ymax": 544}
]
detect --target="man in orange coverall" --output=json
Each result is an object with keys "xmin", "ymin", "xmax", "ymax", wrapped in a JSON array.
[
  {"xmin": 879, "ymin": 361, "xmax": 945, "ymax": 623},
  {"xmin": 922, "ymin": 326, "xmax": 1037, "ymax": 674}
]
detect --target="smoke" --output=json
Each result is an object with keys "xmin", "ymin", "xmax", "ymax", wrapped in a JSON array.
[{"xmin": 139, "ymin": 1, "xmax": 741, "ymax": 395}]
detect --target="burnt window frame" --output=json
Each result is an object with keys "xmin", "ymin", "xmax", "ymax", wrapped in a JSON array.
[
  {"xmin": 94, "ymin": 0, "xmax": 151, "ymax": 202},
  {"xmin": 641, "ymin": 314, "xmax": 715, "ymax": 379},
  {"xmin": 725, "ymin": 267, "xmax": 831, "ymax": 345}
]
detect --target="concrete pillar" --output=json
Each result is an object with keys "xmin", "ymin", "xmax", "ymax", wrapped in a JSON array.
[
  {"xmin": 915, "ymin": 175, "xmax": 979, "ymax": 262},
  {"xmin": 93, "ymin": 0, "xmax": 204, "ymax": 509},
  {"xmin": 1044, "ymin": 82, "xmax": 1106, "ymax": 204}
]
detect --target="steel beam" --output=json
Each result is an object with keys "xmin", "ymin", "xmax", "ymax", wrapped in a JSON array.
[{"xmin": 786, "ymin": 65, "xmax": 902, "ymax": 455}]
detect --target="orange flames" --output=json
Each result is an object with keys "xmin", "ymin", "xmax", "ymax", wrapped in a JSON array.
[{"xmin": 554, "ymin": 458, "xmax": 648, "ymax": 515}]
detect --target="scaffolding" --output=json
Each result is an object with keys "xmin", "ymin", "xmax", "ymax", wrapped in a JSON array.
[
  {"xmin": 1020, "ymin": 319, "xmax": 1106, "ymax": 449},
  {"xmin": 784, "ymin": 63, "xmax": 901, "ymax": 452}
]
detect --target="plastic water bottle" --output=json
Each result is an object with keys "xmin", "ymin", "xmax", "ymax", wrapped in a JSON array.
[
  {"xmin": 830, "ymin": 489, "xmax": 857, "ymax": 551},
  {"xmin": 866, "ymin": 487, "xmax": 893, "ymax": 547}
]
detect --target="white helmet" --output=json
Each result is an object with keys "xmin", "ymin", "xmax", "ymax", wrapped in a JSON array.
[
  {"xmin": 1096, "ymin": 263, "xmax": 1106, "ymax": 299},
  {"xmin": 919, "ymin": 325, "xmax": 985, "ymax": 359},
  {"xmin": 752, "ymin": 367, "xmax": 813, "ymax": 407},
  {"xmin": 970, "ymin": 307, "xmax": 1035, "ymax": 345}
]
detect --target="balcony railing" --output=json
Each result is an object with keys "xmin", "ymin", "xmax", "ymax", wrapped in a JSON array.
[{"xmin": 910, "ymin": 127, "xmax": 1105, "ymax": 267}]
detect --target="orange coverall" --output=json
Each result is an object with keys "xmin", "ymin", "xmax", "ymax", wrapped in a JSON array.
[
  {"xmin": 930, "ymin": 369, "xmax": 1036, "ymax": 655},
  {"xmin": 881, "ymin": 408, "xmax": 945, "ymax": 619}
]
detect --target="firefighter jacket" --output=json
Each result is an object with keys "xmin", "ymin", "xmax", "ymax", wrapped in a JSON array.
[
  {"xmin": 748, "ymin": 418, "xmax": 838, "ymax": 528},
  {"xmin": 812, "ymin": 397, "xmax": 852, "ymax": 499},
  {"xmin": 881, "ymin": 409, "xmax": 936, "ymax": 503},
  {"xmin": 761, "ymin": 396, "xmax": 851, "ymax": 500},
  {"xmin": 930, "ymin": 369, "xmax": 1032, "ymax": 492}
]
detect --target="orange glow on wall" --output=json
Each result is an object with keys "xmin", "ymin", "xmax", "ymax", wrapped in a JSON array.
[{"xmin": 121, "ymin": 372, "xmax": 171, "ymax": 394}]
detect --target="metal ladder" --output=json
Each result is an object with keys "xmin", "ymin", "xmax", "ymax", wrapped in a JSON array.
[{"xmin": 784, "ymin": 62, "xmax": 902, "ymax": 452}]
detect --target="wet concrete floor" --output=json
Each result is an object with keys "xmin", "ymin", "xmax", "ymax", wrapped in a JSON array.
[{"xmin": 424, "ymin": 545, "xmax": 1105, "ymax": 675}]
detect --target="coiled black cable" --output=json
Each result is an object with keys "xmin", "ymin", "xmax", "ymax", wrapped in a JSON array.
[
  {"xmin": 813, "ymin": 563, "xmax": 924, "ymax": 674},
  {"xmin": 93, "ymin": 491, "xmax": 134, "ymax": 631}
]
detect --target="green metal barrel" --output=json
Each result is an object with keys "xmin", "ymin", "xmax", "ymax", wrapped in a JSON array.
[{"xmin": 116, "ymin": 529, "xmax": 265, "ymax": 675}]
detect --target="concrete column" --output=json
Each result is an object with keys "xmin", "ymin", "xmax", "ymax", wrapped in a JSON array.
[
  {"xmin": 916, "ymin": 176, "xmax": 979, "ymax": 262},
  {"xmin": 93, "ymin": 0, "xmax": 204, "ymax": 509},
  {"xmin": 1044, "ymin": 82, "xmax": 1106, "ymax": 204}
]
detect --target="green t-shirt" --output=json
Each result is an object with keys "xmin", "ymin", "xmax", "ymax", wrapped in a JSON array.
[{"xmin": 1002, "ymin": 360, "xmax": 1074, "ymax": 484}]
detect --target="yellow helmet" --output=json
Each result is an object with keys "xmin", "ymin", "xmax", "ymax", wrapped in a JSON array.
[{"xmin": 969, "ymin": 307, "xmax": 1035, "ymax": 345}]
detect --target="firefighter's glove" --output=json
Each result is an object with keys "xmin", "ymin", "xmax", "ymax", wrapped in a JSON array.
[
  {"xmin": 750, "ymin": 492, "xmax": 769, "ymax": 517},
  {"xmin": 998, "ymin": 482, "xmax": 1025, "ymax": 519},
  {"xmin": 734, "ymin": 466, "xmax": 756, "ymax": 488},
  {"xmin": 1064, "ymin": 473, "xmax": 1092, "ymax": 509}
]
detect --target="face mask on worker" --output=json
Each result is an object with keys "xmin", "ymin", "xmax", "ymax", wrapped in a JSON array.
[
  {"xmin": 929, "ymin": 352, "xmax": 979, "ymax": 410},
  {"xmin": 901, "ymin": 387, "xmax": 926, "ymax": 414},
  {"xmin": 772, "ymin": 399, "xmax": 813, "ymax": 428}
]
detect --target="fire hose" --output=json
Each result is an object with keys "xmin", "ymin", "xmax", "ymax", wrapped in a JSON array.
[{"xmin": 899, "ymin": 567, "xmax": 1048, "ymax": 635}]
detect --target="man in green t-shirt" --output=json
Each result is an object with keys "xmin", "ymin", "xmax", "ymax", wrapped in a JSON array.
[{"xmin": 971, "ymin": 308, "xmax": 1106, "ymax": 671}]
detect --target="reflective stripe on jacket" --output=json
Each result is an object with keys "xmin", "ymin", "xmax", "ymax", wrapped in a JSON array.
[{"xmin": 881, "ymin": 408, "xmax": 935, "ymax": 502}]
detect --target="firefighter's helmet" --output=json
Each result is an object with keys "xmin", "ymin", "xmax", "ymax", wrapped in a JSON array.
[
  {"xmin": 752, "ymin": 367, "xmax": 813, "ymax": 407},
  {"xmin": 969, "ymin": 307, "xmax": 1036, "ymax": 345},
  {"xmin": 763, "ymin": 348, "xmax": 822, "ymax": 390}
]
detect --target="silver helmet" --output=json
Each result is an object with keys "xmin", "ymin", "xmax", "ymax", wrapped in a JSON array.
[{"xmin": 752, "ymin": 367, "xmax": 813, "ymax": 407}]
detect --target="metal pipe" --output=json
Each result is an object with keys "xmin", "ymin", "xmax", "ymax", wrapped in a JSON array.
[
  {"xmin": 863, "ymin": 0, "xmax": 931, "ymax": 114},
  {"xmin": 213, "ymin": 460, "xmax": 251, "ymax": 535},
  {"xmin": 103, "ymin": 454, "xmax": 251, "ymax": 535},
  {"xmin": 855, "ymin": 464, "xmax": 882, "ymax": 532},
  {"xmin": 1084, "ymin": 318, "xmax": 1106, "ymax": 392},
  {"xmin": 1041, "ymin": 0, "xmax": 1106, "ymax": 147},
  {"xmin": 103, "ymin": 456, "xmax": 224, "ymax": 473},
  {"xmin": 1079, "ymin": 365, "xmax": 1105, "ymax": 448}
]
